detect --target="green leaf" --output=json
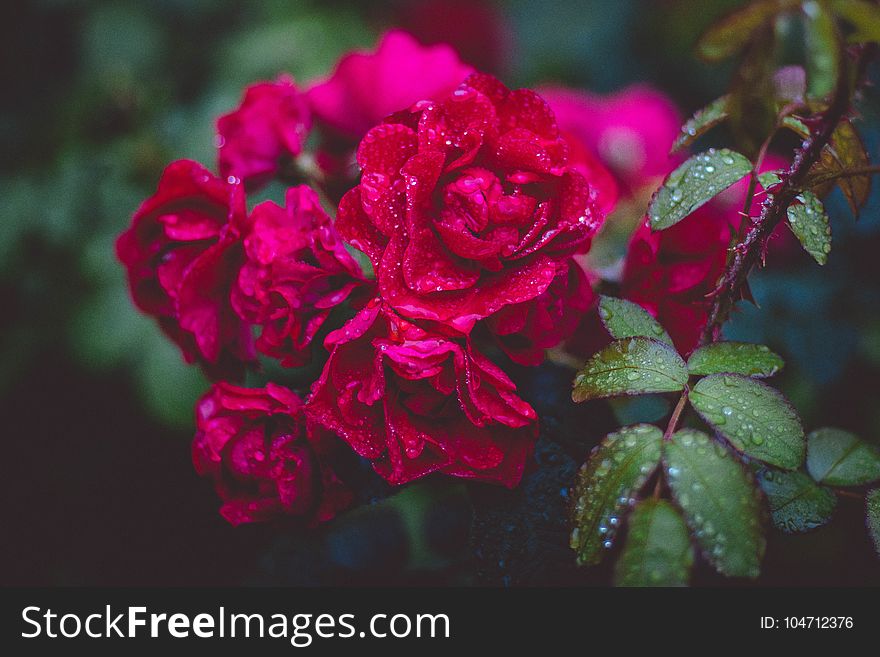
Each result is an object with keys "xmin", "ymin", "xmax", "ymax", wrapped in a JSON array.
[
  {"xmin": 687, "ymin": 342, "xmax": 784, "ymax": 378},
  {"xmin": 786, "ymin": 191, "xmax": 832, "ymax": 265},
  {"xmin": 690, "ymin": 374, "xmax": 805, "ymax": 469},
  {"xmin": 806, "ymin": 427, "xmax": 880, "ymax": 486},
  {"xmin": 780, "ymin": 115, "xmax": 811, "ymax": 138},
  {"xmin": 867, "ymin": 489, "xmax": 880, "ymax": 556},
  {"xmin": 672, "ymin": 96, "xmax": 730, "ymax": 153},
  {"xmin": 598, "ymin": 296, "xmax": 674, "ymax": 346},
  {"xmin": 648, "ymin": 149, "xmax": 752, "ymax": 231},
  {"xmin": 757, "ymin": 170, "xmax": 783, "ymax": 189},
  {"xmin": 803, "ymin": 0, "xmax": 841, "ymax": 100},
  {"xmin": 614, "ymin": 499, "xmax": 694, "ymax": 587},
  {"xmin": 664, "ymin": 430, "xmax": 765, "ymax": 578},
  {"xmin": 757, "ymin": 469, "xmax": 836, "ymax": 533},
  {"xmin": 697, "ymin": 0, "xmax": 796, "ymax": 61},
  {"xmin": 570, "ymin": 425, "xmax": 663, "ymax": 566},
  {"xmin": 831, "ymin": 0, "xmax": 880, "ymax": 44},
  {"xmin": 572, "ymin": 338, "xmax": 688, "ymax": 402}
]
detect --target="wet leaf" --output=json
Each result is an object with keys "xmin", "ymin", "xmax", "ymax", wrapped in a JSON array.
[
  {"xmin": 757, "ymin": 469, "xmax": 836, "ymax": 533},
  {"xmin": 757, "ymin": 170, "xmax": 783, "ymax": 190},
  {"xmin": 598, "ymin": 296, "xmax": 674, "ymax": 346},
  {"xmin": 786, "ymin": 191, "xmax": 831, "ymax": 265},
  {"xmin": 572, "ymin": 338, "xmax": 688, "ymax": 402},
  {"xmin": 687, "ymin": 342, "xmax": 784, "ymax": 378},
  {"xmin": 664, "ymin": 430, "xmax": 765, "ymax": 578},
  {"xmin": 827, "ymin": 119, "xmax": 871, "ymax": 216},
  {"xmin": 672, "ymin": 96, "xmax": 729, "ymax": 153},
  {"xmin": 690, "ymin": 374, "xmax": 805, "ymax": 469},
  {"xmin": 780, "ymin": 115, "xmax": 811, "ymax": 138},
  {"xmin": 614, "ymin": 499, "xmax": 694, "ymax": 587},
  {"xmin": 806, "ymin": 427, "xmax": 880, "ymax": 486},
  {"xmin": 803, "ymin": 0, "xmax": 841, "ymax": 100},
  {"xmin": 697, "ymin": 0, "xmax": 796, "ymax": 61},
  {"xmin": 648, "ymin": 149, "xmax": 752, "ymax": 231},
  {"xmin": 868, "ymin": 489, "xmax": 880, "ymax": 556},
  {"xmin": 570, "ymin": 425, "xmax": 663, "ymax": 566},
  {"xmin": 803, "ymin": 122, "xmax": 871, "ymax": 217}
]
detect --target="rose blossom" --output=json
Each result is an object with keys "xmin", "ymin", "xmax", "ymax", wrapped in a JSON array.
[
  {"xmin": 217, "ymin": 75, "xmax": 311, "ymax": 188},
  {"xmin": 305, "ymin": 300, "xmax": 538, "ymax": 487},
  {"xmin": 307, "ymin": 30, "xmax": 474, "ymax": 141},
  {"xmin": 231, "ymin": 185, "xmax": 367, "ymax": 367},
  {"xmin": 484, "ymin": 259, "xmax": 596, "ymax": 366},
  {"xmin": 193, "ymin": 382, "xmax": 352, "ymax": 526},
  {"xmin": 336, "ymin": 73, "xmax": 607, "ymax": 341},
  {"xmin": 115, "ymin": 159, "xmax": 254, "ymax": 378},
  {"xmin": 540, "ymin": 84, "xmax": 682, "ymax": 193},
  {"xmin": 621, "ymin": 205, "xmax": 732, "ymax": 355}
]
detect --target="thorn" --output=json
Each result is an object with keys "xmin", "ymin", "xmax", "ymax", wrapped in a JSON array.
[
  {"xmin": 704, "ymin": 282, "xmax": 725, "ymax": 300},
  {"xmin": 760, "ymin": 238, "xmax": 770, "ymax": 266},
  {"xmin": 740, "ymin": 280, "xmax": 758, "ymax": 306}
]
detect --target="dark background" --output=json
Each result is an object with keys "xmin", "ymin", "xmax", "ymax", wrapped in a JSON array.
[{"xmin": 2, "ymin": 0, "xmax": 880, "ymax": 586}]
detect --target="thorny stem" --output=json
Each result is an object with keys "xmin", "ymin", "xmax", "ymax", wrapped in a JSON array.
[
  {"xmin": 651, "ymin": 47, "xmax": 876, "ymax": 503},
  {"xmin": 734, "ymin": 173, "xmax": 759, "ymax": 248},
  {"xmin": 699, "ymin": 46, "xmax": 877, "ymax": 346}
]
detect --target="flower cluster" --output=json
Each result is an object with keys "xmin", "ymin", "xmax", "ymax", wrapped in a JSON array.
[{"xmin": 119, "ymin": 29, "xmax": 749, "ymax": 527}]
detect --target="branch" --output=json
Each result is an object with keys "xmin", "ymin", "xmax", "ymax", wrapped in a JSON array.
[{"xmin": 699, "ymin": 45, "xmax": 876, "ymax": 346}]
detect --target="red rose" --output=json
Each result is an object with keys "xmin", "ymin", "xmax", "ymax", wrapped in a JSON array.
[
  {"xmin": 306, "ymin": 30, "xmax": 474, "ymax": 141},
  {"xmin": 336, "ymin": 74, "xmax": 606, "ymax": 336},
  {"xmin": 217, "ymin": 75, "xmax": 311, "ymax": 188},
  {"xmin": 305, "ymin": 300, "xmax": 537, "ymax": 487},
  {"xmin": 115, "ymin": 160, "xmax": 254, "ymax": 377},
  {"xmin": 231, "ymin": 185, "xmax": 367, "ymax": 367},
  {"xmin": 622, "ymin": 206, "xmax": 731, "ymax": 355},
  {"xmin": 484, "ymin": 259, "xmax": 596, "ymax": 366},
  {"xmin": 193, "ymin": 382, "xmax": 352, "ymax": 526}
]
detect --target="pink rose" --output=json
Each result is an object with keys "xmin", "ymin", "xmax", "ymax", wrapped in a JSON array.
[
  {"xmin": 115, "ymin": 160, "xmax": 253, "ymax": 378},
  {"xmin": 484, "ymin": 259, "xmax": 596, "ymax": 366},
  {"xmin": 305, "ymin": 300, "xmax": 537, "ymax": 487},
  {"xmin": 217, "ymin": 75, "xmax": 311, "ymax": 188},
  {"xmin": 306, "ymin": 30, "xmax": 474, "ymax": 141},
  {"xmin": 336, "ymin": 74, "xmax": 606, "ymax": 335},
  {"xmin": 540, "ymin": 85, "xmax": 682, "ymax": 193},
  {"xmin": 231, "ymin": 186, "xmax": 367, "ymax": 367},
  {"xmin": 193, "ymin": 382, "xmax": 352, "ymax": 526}
]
